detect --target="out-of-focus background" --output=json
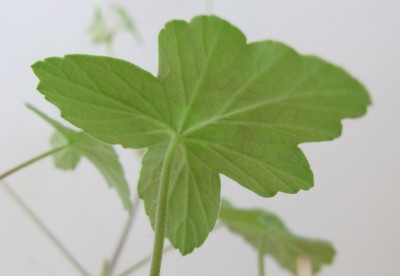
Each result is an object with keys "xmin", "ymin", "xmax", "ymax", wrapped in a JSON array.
[{"xmin": 0, "ymin": 0, "xmax": 399, "ymax": 275}]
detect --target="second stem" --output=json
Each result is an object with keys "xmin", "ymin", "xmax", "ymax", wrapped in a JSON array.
[
  {"xmin": 0, "ymin": 145, "xmax": 68, "ymax": 181},
  {"xmin": 258, "ymin": 233, "xmax": 266, "ymax": 276},
  {"xmin": 149, "ymin": 135, "xmax": 181, "ymax": 276}
]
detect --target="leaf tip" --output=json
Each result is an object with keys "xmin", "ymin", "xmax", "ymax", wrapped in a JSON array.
[{"xmin": 31, "ymin": 60, "xmax": 44, "ymax": 71}]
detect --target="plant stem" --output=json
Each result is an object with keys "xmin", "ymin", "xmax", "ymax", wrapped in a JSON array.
[
  {"xmin": 149, "ymin": 136, "xmax": 181, "ymax": 276},
  {"xmin": 1, "ymin": 181, "xmax": 90, "ymax": 276},
  {"xmin": 258, "ymin": 233, "xmax": 266, "ymax": 276},
  {"xmin": 296, "ymin": 256, "xmax": 312, "ymax": 276},
  {"xmin": 108, "ymin": 197, "xmax": 140, "ymax": 275},
  {"xmin": 119, "ymin": 223, "xmax": 223, "ymax": 276},
  {"xmin": 118, "ymin": 245, "xmax": 173, "ymax": 276},
  {"xmin": 101, "ymin": 261, "xmax": 111, "ymax": 276},
  {"xmin": 0, "ymin": 145, "xmax": 68, "ymax": 181}
]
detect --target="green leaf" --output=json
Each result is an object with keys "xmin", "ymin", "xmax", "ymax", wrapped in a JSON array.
[
  {"xmin": 138, "ymin": 141, "xmax": 220, "ymax": 253},
  {"xmin": 88, "ymin": 5, "xmax": 141, "ymax": 50},
  {"xmin": 89, "ymin": 8, "xmax": 113, "ymax": 45},
  {"xmin": 31, "ymin": 15, "xmax": 370, "ymax": 254},
  {"xmin": 219, "ymin": 201, "xmax": 335, "ymax": 274},
  {"xmin": 27, "ymin": 104, "xmax": 132, "ymax": 211},
  {"xmin": 50, "ymin": 132, "xmax": 81, "ymax": 169},
  {"xmin": 113, "ymin": 5, "xmax": 141, "ymax": 43}
]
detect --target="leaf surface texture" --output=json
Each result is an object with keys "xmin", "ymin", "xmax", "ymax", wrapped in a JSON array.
[{"xmin": 32, "ymin": 16, "xmax": 370, "ymax": 254}]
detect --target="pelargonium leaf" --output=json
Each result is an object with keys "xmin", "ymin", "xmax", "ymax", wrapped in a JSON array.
[
  {"xmin": 27, "ymin": 104, "xmax": 132, "ymax": 211},
  {"xmin": 31, "ymin": 15, "xmax": 370, "ymax": 254},
  {"xmin": 219, "ymin": 201, "xmax": 335, "ymax": 274}
]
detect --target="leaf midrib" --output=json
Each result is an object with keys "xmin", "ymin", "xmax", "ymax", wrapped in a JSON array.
[
  {"xmin": 36, "ymin": 66, "xmax": 174, "ymax": 133},
  {"xmin": 175, "ymin": 22, "xmax": 224, "ymax": 133},
  {"xmin": 176, "ymin": 53, "xmax": 335, "ymax": 137}
]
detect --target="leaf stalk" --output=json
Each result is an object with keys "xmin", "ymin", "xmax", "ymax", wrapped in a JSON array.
[
  {"xmin": 118, "ymin": 245, "xmax": 173, "ymax": 276},
  {"xmin": 1, "ymin": 181, "xmax": 90, "ymax": 276},
  {"xmin": 0, "ymin": 145, "xmax": 68, "ymax": 181},
  {"xmin": 149, "ymin": 135, "xmax": 181, "ymax": 276},
  {"xmin": 108, "ymin": 197, "xmax": 140, "ymax": 274}
]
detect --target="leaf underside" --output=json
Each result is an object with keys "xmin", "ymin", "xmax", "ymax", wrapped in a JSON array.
[
  {"xmin": 219, "ymin": 202, "xmax": 335, "ymax": 274},
  {"xmin": 32, "ymin": 15, "xmax": 370, "ymax": 254},
  {"xmin": 27, "ymin": 104, "xmax": 132, "ymax": 211}
]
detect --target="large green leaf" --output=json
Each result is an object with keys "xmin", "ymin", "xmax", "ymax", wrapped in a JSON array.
[
  {"xmin": 32, "ymin": 15, "xmax": 370, "ymax": 254},
  {"xmin": 27, "ymin": 104, "xmax": 132, "ymax": 211},
  {"xmin": 219, "ymin": 201, "xmax": 335, "ymax": 274}
]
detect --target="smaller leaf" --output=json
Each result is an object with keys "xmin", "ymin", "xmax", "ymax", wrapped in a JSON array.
[
  {"xmin": 50, "ymin": 132, "xmax": 81, "ymax": 169},
  {"xmin": 112, "ymin": 5, "xmax": 141, "ymax": 43},
  {"xmin": 219, "ymin": 201, "xmax": 335, "ymax": 274},
  {"xmin": 27, "ymin": 104, "xmax": 132, "ymax": 211},
  {"xmin": 89, "ymin": 8, "xmax": 114, "ymax": 45}
]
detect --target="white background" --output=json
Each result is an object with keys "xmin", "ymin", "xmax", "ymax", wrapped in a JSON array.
[{"xmin": 0, "ymin": 0, "xmax": 399, "ymax": 275}]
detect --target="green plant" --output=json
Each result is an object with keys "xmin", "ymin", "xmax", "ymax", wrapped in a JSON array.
[
  {"xmin": 89, "ymin": 4, "xmax": 141, "ymax": 54},
  {"xmin": 28, "ymin": 104, "xmax": 132, "ymax": 210},
  {"xmin": 219, "ymin": 200, "xmax": 335, "ymax": 275},
  {"xmin": 1, "ymin": 15, "xmax": 370, "ymax": 276}
]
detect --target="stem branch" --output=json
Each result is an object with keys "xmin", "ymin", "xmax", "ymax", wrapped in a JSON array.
[
  {"xmin": 108, "ymin": 197, "xmax": 140, "ymax": 274},
  {"xmin": 149, "ymin": 136, "xmax": 181, "ymax": 276},
  {"xmin": 118, "ymin": 245, "xmax": 173, "ymax": 276},
  {"xmin": 258, "ymin": 233, "xmax": 266, "ymax": 276},
  {"xmin": 0, "ymin": 145, "xmax": 68, "ymax": 181},
  {"xmin": 119, "ymin": 224, "xmax": 223, "ymax": 276},
  {"xmin": 1, "ymin": 181, "xmax": 90, "ymax": 276}
]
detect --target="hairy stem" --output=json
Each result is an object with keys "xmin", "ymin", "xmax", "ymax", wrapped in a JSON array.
[
  {"xmin": 0, "ymin": 145, "xmax": 68, "ymax": 181},
  {"xmin": 258, "ymin": 234, "xmax": 266, "ymax": 276},
  {"xmin": 118, "ymin": 245, "xmax": 173, "ymax": 276},
  {"xmin": 108, "ymin": 197, "xmax": 140, "ymax": 274},
  {"xmin": 149, "ymin": 136, "xmax": 181, "ymax": 276},
  {"xmin": 1, "ymin": 181, "xmax": 90, "ymax": 276},
  {"xmin": 120, "ymin": 222, "xmax": 223, "ymax": 275}
]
